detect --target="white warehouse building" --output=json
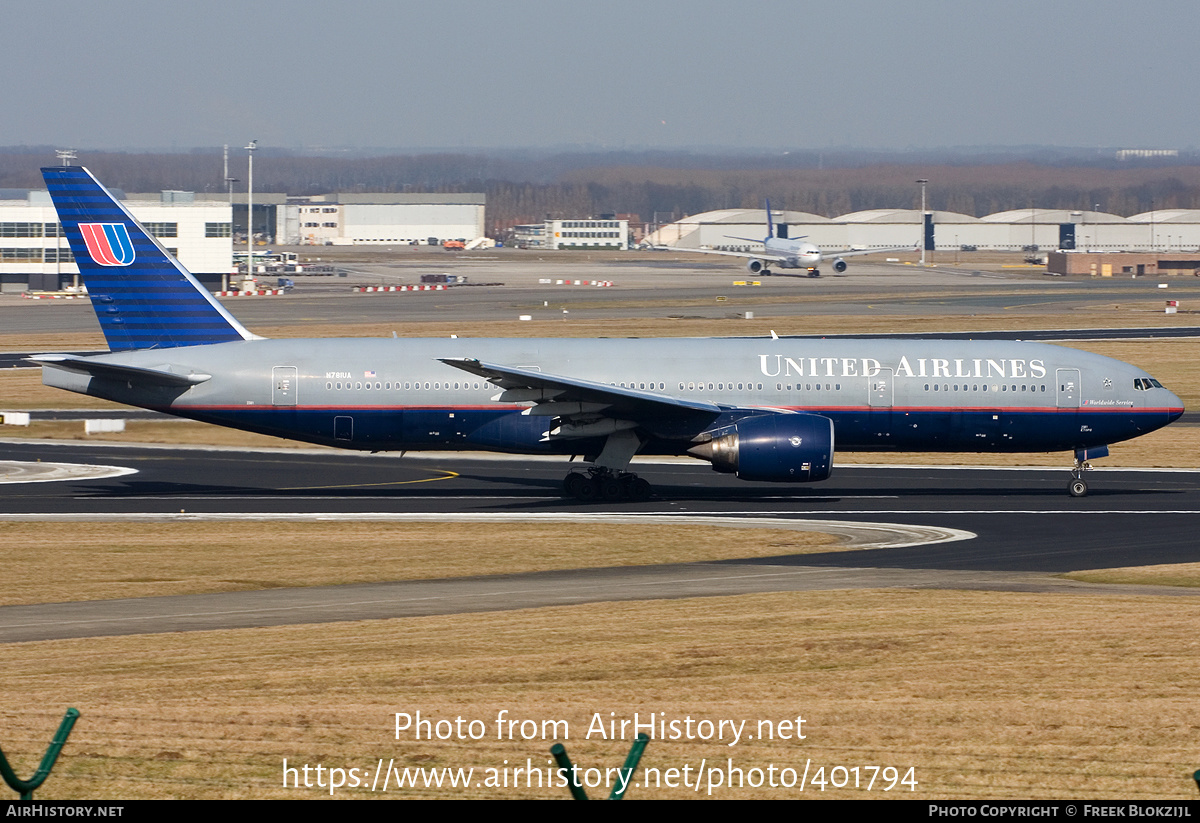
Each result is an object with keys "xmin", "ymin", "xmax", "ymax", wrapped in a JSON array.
[
  {"xmin": 0, "ymin": 188, "xmax": 231, "ymax": 293},
  {"xmin": 276, "ymin": 193, "xmax": 486, "ymax": 246},
  {"xmin": 645, "ymin": 208, "xmax": 1200, "ymax": 254}
]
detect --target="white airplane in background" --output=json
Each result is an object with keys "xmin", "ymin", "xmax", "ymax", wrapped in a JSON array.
[{"xmin": 661, "ymin": 201, "xmax": 918, "ymax": 277}]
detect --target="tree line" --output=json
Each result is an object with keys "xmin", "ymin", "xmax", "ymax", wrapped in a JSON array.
[{"xmin": 4, "ymin": 147, "xmax": 1200, "ymax": 233}]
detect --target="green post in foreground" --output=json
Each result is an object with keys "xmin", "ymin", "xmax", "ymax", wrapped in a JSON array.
[
  {"xmin": 609, "ymin": 733, "xmax": 649, "ymax": 800},
  {"xmin": 550, "ymin": 733, "xmax": 650, "ymax": 800},
  {"xmin": 0, "ymin": 708, "xmax": 80, "ymax": 800}
]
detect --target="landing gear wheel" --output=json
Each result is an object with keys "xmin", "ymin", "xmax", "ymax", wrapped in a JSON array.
[
  {"xmin": 1069, "ymin": 478, "xmax": 1088, "ymax": 498},
  {"xmin": 626, "ymin": 477, "xmax": 652, "ymax": 502},
  {"xmin": 599, "ymin": 477, "xmax": 624, "ymax": 501},
  {"xmin": 808, "ymin": 268, "xmax": 821, "ymax": 278},
  {"xmin": 563, "ymin": 472, "xmax": 586, "ymax": 499},
  {"xmin": 575, "ymin": 476, "xmax": 599, "ymax": 501}
]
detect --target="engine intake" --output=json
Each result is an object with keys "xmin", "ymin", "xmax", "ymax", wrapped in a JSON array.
[
  {"xmin": 687, "ymin": 414, "xmax": 834, "ymax": 482},
  {"xmin": 746, "ymin": 259, "xmax": 765, "ymax": 274}
]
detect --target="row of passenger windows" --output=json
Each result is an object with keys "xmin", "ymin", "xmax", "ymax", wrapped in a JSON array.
[
  {"xmin": 326, "ymin": 381, "xmax": 485, "ymax": 391},
  {"xmin": 924, "ymin": 383, "xmax": 1047, "ymax": 393},
  {"xmin": 321, "ymin": 380, "xmax": 1055, "ymax": 394}
]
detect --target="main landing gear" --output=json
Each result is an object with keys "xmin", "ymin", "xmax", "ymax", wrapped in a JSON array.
[
  {"xmin": 563, "ymin": 467, "xmax": 652, "ymax": 502},
  {"xmin": 561, "ymin": 429, "xmax": 650, "ymax": 502}
]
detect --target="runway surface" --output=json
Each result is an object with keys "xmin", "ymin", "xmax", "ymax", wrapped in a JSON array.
[
  {"xmin": 2, "ymin": 440, "xmax": 1198, "ymax": 643},
  {"xmin": 5, "ymin": 257, "xmax": 1200, "ymax": 334}
]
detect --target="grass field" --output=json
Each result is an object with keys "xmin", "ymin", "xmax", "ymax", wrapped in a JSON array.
[
  {"xmin": 0, "ymin": 522, "xmax": 1197, "ymax": 799},
  {"xmin": 3, "ymin": 589, "xmax": 1198, "ymax": 800},
  {"xmin": 0, "ymin": 521, "xmax": 839, "ymax": 607}
]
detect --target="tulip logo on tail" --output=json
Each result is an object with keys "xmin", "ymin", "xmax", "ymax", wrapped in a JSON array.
[{"xmin": 79, "ymin": 223, "xmax": 135, "ymax": 266}]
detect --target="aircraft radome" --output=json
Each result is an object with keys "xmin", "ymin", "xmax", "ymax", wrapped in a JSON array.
[
  {"xmin": 655, "ymin": 200, "xmax": 917, "ymax": 277},
  {"xmin": 31, "ymin": 167, "xmax": 1183, "ymax": 500}
]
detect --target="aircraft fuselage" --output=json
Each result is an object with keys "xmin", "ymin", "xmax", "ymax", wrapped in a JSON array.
[{"xmin": 43, "ymin": 336, "xmax": 1182, "ymax": 458}]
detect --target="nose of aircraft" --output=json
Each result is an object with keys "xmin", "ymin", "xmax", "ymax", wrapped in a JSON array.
[{"xmin": 1165, "ymin": 388, "xmax": 1185, "ymax": 423}]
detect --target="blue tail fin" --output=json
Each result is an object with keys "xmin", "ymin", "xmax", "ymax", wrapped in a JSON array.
[
  {"xmin": 42, "ymin": 166, "xmax": 254, "ymax": 351},
  {"xmin": 764, "ymin": 199, "xmax": 775, "ymax": 241}
]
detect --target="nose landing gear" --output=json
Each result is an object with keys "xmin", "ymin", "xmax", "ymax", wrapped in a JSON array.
[{"xmin": 1068, "ymin": 446, "xmax": 1107, "ymax": 497}]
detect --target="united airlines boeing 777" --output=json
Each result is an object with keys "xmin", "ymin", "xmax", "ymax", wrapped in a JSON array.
[{"xmin": 32, "ymin": 167, "xmax": 1183, "ymax": 499}]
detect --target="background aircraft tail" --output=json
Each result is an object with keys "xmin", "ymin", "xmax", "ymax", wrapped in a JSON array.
[{"xmin": 42, "ymin": 166, "xmax": 254, "ymax": 351}]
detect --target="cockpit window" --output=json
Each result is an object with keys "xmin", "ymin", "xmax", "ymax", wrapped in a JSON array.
[{"xmin": 1134, "ymin": 378, "xmax": 1164, "ymax": 391}]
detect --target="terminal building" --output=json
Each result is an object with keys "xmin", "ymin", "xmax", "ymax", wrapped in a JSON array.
[
  {"xmin": 512, "ymin": 218, "xmax": 630, "ymax": 250},
  {"xmin": 1, "ymin": 187, "xmax": 489, "ymax": 292},
  {"xmin": 0, "ymin": 187, "xmax": 231, "ymax": 293}
]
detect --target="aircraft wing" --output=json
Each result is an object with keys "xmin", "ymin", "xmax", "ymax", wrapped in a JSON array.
[
  {"xmin": 650, "ymin": 245, "xmax": 790, "ymax": 263},
  {"xmin": 823, "ymin": 244, "xmax": 918, "ymax": 260},
  {"xmin": 653, "ymin": 244, "xmax": 916, "ymax": 261},
  {"xmin": 28, "ymin": 354, "xmax": 212, "ymax": 386},
  {"xmin": 439, "ymin": 357, "xmax": 723, "ymax": 433}
]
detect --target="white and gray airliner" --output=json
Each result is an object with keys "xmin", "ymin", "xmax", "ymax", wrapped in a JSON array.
[
  {"xmin": 31, "ymin": 167, "xmax": 1183, "ymax": 500},
  {"xmin": 657, "ymin": 200, "xmax": 917, "ymax": 277}
]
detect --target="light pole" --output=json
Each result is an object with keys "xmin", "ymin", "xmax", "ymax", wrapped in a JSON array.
[
  {"xmin": 55, "ymin": 149, "xmax": 76, "ymax": 288},
  {"xmin": 245, "ymin": 140, "xmax": 257, "ymax": 283},
  {"xmin": 916, "ymin": 179, "xmax": 928, "ymax": 266}
]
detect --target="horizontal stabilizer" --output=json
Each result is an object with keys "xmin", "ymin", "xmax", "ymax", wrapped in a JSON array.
[{"xmin": 28, "ymin": 354, "xmax": 212, "ymax": 386}]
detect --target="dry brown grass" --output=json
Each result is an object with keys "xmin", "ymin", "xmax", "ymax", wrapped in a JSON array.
[
  {"xmin": 3, "ymin": 589, "xmax": 1198, "ymax": 799},
  {"xmin": 0, "ymin": 369, "xmax": 128, "ymax": 411},
  {"xmin": 2, "ymin": 304, "xmax": 1197, "ymax": 351},
  {"xmin": 1064, "ymin": 563, "xmax": 1200, "ymax": 588},
  {"xmin": 209, "ymin": 307, "xmax": 1200, "ymax": 342},
  {"xmin": 0, "ymin": 522, "xmax": 838, "ymax": 607}
]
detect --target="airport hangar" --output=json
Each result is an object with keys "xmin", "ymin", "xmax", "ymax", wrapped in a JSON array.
[
  {"xmin": 0, "ymin": 186, "xmax": 486, "ymax": 293},
  {"xmin": 644, "ymin": 207, "xmax": 1200, "ymax": 257}
]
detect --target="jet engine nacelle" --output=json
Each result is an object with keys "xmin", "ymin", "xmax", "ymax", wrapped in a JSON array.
[
  {"xmin": 746, "ymin": 259, "xmax": 765, "ymax": 274},
  {"xmin": 832, "ymin": 258, "xmax": 847, "ymax": 273},
  {"xmin": 687, "ymin": 413, "xmax": 834, "ymax": 482}
]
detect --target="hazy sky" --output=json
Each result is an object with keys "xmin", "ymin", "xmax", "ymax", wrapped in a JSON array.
[{"xmin": 5, "ymin": 0, "xmax": 1196, "ymax": 152}]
